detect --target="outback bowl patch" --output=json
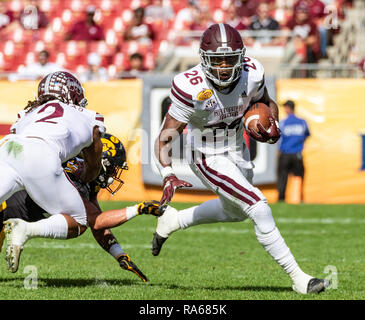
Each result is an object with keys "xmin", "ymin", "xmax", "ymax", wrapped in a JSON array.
[{"xmin": 197, "ymin": 89, "xmax": 213, "ymax": 101}]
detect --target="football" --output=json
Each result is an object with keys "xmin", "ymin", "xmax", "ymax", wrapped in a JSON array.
[{"xmin": 243, "ymin": 102, "xmax": 272, "ymax": 133}]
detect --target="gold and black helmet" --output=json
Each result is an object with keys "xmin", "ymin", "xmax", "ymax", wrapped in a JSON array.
[{"xmin": 96, "ymin": 133, "xmax": 128, "ymax": 195}]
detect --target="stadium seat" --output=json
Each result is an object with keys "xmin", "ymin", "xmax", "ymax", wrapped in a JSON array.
[
  {"xmin": 7, "ymin": 0, "xmax": 23, "ymax": 13},
  {"xmin": 112, "ymin": 52, "xmax": 126, "ymax": 71}
]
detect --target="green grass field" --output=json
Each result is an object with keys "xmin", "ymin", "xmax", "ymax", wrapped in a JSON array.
[{"xmin": 0, "ymin": 201, "xmax": 364, "ymax": 300}]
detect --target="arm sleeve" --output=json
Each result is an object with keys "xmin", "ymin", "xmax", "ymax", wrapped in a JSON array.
[
  {"xmin": 94, "ymin": 112, "xmax": 106, "ymax": 135},
  {"xmin": 168, "ymin": 102, "xmax": 194, "ymax": 124},
  {"xmin": 251, "ymin": 75, "xmax": 265, "ymax": 102}
]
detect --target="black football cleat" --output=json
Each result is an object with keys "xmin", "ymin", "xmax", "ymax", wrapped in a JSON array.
[
  {"xmin": 137, "ymin": 201, "xmax": 166, "ymax": 217},
  {"xmin": 118, "ymin": 254, "xmax": 148, "ymax": 282},
  {"xmin": 151, "ymin": 232, "xmax": 168, "ymax": 256},
  {"xmin": 307, "ymin": 278, "xmax": 330, "ymax": 294}
]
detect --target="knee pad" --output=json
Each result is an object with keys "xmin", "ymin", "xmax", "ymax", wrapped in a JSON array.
[{"xmin": 246, "ymin": 200, "xmax": 276, "ymax": 234}]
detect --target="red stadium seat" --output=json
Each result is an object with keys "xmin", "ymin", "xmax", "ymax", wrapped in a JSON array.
[
  {"xmin": 7, "ymin": 0, "xmax": 24, "ymax": 13},
  {"xmin": 112, "ymin": 52, "xmax": 126, "ymax": 71}
]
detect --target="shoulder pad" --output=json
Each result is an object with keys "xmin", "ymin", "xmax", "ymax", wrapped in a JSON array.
[
  {"xmin": 243, "ymin": 56, "xmax": 265, "ymax": 92},
  {"xmin": 172, "ymin": 65, "xmax": 211, "ymax": 103},
  {"xmin": 243, "ymin": 56, "xmax": 265, "ymax": 81}
]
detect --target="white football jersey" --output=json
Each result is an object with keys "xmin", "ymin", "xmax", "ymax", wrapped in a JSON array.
[
  {"xmin": 168, "ymin": 56, "xmax": 265, "ymax": 157},
  {"xmin": 10, "ymin": 100, "xmax": 106, "ymax": 163}
]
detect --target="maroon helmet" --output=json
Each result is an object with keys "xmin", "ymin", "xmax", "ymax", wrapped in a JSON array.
[
  {"xmin": 38, "ymin": 71, "xmax": 88, "ymax": 107},
  {"xmin": 199, "ymin": 23, "xmax": 246, "ymax": 87}
]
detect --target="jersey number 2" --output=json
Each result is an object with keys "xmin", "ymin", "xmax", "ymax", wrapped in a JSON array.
[{"xmin": 36, "ymin": 103, "xmax": 64, "ymax": 124}]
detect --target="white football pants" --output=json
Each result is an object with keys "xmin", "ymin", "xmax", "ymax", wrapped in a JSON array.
[
  {"xmin": 187, "ymin": 149, "xmax": 267, "ymax": 223},
  {"xmin": 0, "ymin": 135, "xmax": 87, "ymax": 226},
  {"xmin": 178, "ymin": 149, "xmax": 299, "ymax": 275}
]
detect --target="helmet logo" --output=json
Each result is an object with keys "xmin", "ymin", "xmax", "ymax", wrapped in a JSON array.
[{"xmin": 101, "ymin": 138, "xmax": 116, "ymax": 157}]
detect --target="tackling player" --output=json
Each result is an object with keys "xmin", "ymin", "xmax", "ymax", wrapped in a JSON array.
[
  {"xmin": 0, "ymin": 133, "xmax": 158, "ymax": 281},
  {"xmin": 0, "ymin": 71, "xmax": 157, "ymax": 276},
  {"xmin": 152, "ymin": 23, "xmax": 329, "ymax": 294}
]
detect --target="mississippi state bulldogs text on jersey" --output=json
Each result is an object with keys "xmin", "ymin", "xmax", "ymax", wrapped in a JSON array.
[
  {"xmin": 168, "ymin": 57, "xmax": 265, "ymax": 155},
  {"xmin": 10, "ymin": 100, "xmax": 105, "ymax": 163}
]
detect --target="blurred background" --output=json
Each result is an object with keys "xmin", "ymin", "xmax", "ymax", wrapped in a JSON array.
[{"xmin": 0, "ymin": 0, "xmax": 364, "ymax": 204}]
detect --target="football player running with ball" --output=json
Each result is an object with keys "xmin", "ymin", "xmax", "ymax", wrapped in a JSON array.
[{"xmin": 152, "ymin": 23, "xmax": 329, "ymax": 294}]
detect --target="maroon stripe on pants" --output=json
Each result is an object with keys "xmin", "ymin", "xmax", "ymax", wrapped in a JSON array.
[
  {"xmin": 195, "ymin": 162, "xmax": 255, "ymax": 206},
  {"xmin": 201, "ymin": 155, "xmax": 261, "ymax": 202}
]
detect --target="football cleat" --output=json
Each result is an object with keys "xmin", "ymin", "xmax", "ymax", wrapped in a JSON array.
[
  {"xmin": 137, "ymin": 201, "xmax": 166, "ymax": 217},
  {"xmin": 151, "ymin": 233, "xmax": 168, "ymax": 256},
  {"xmin": 118, "ymin": 254, "xmax": 148, "ymax": 282},
  {"xmin": 4, "ymin": 219, "xmax": 30, "ymax": 273},
  {"xmin": 151, "ymin": 205, "xmax": 179, "ymax": 256},
  {"xmin": 306, "ymin": 278, "xmax": 330, "ymax": 294}
]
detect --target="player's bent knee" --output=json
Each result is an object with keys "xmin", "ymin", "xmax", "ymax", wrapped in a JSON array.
[{"xmin": 246, "ymin": 200, "xmax": 276, "ymax": 235}]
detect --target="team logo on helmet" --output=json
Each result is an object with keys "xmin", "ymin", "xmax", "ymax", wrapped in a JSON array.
[
  {"xmin": 97, "ymin": 133, "xmax": 128, "ymax": 195},
  {"xmin": 101, "ymin": 137, "xmax": 117, "ymax": 157},
  {"xmin": 197, "ymin": 89, "xmax": 213, "ymax": 101}
]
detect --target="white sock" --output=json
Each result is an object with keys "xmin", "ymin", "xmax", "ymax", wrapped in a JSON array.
[
  {"xmin": 156, "ymin": 206, "xmax": 181, "ymax": 238},
  {"xmin": 27, "ymin": 214, "xmax": 68, "ymax": 239},
  {"xmin": 125, "ymin": 205, "xmax": 138, "ymax": 221},
  {"xmin": 255, "ymin": 226, "xmax": 299, "ymax": 274},
  {"xmin": 178, "ymin": 199, "xmax": 228, "ymax": 229}
]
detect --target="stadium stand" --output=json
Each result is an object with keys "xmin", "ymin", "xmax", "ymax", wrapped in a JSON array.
[{"xmin": 0, "ymin": 0, "xmax": 361, "ymax": 79}]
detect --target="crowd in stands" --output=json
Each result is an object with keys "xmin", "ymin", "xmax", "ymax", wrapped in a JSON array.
[{"xmin": 0, "ymin": 0, "xmax": 355, "ymax": 81}]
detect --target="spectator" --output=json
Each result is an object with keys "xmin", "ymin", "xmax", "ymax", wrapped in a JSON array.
[
  {"xmin": 249, "ymin": 2, "xmax": 281, "ymax": 44},
  {"xmin": 224, "ymin": 5, "xmax": 247, "ymax": 31},
  {"xmin": 64, "ymin": 5, "xmax": 104, "ymax": 41},
  {"xmin": 172, "ymin": 0, "xmax": 199, "ymax": 31},
  {"xmin": 293, "ymin": 0, "xmax": 325, "ymax": 21},
  {"xmin": 10, "ymin": 50, "xmax": 64, "ymax": 81},
  {"xmin": 145, "ymin": 0, "xmax": 174, "ymax": 23},
  {"xmin": 119, "ymin": 53, "xmax": 148, "ymax": 78},
  {"xmin": 123, "ymin": 7, "xmax": 155, "ymax": 45},
  {"xmin": 79, "ymin": 52, "xmax": 109, "ymax": 82},
  {"xmin": 293, "ymin": 0, "xmax": 328, "ymax": 57},
  {"xmin": 284, "ymin": 4, "xmax": 320, "ymax": 64},
  {"xmin": 277, "ymin": 100, "xmax": 310, "ymax": 203},
  {"xmin": 189, "ymin": 6, "xmax": 214, "ymax": 31},
  {"xmin": 232, "ymin": 0, "xmax": 260, "ymax": 26},
  {"xmin": 272, "ymin": 0, "xmax": 295, "ymax": 27},
  {"xmin": 19, "ymin": 0, "xmax": 48, "ymax": 30}
]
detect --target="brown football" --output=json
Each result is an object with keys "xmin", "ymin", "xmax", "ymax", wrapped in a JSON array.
[{"xmin": 243, "ymin": 102, "xmax": 272, "ymax": 133}]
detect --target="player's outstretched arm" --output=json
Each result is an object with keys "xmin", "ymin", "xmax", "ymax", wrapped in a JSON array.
[
  {"xmin": 86, "ymin": 199, "xmax": 148, "ymax": 282},
  {"xmin": 155, "ymin": 113, "xmax": 192, "ymax": 206}
]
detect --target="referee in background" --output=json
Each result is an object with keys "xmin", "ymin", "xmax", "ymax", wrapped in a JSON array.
[{"xmin": 277, "ymin": 100, "xmax": 310, "ymax": 203}]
